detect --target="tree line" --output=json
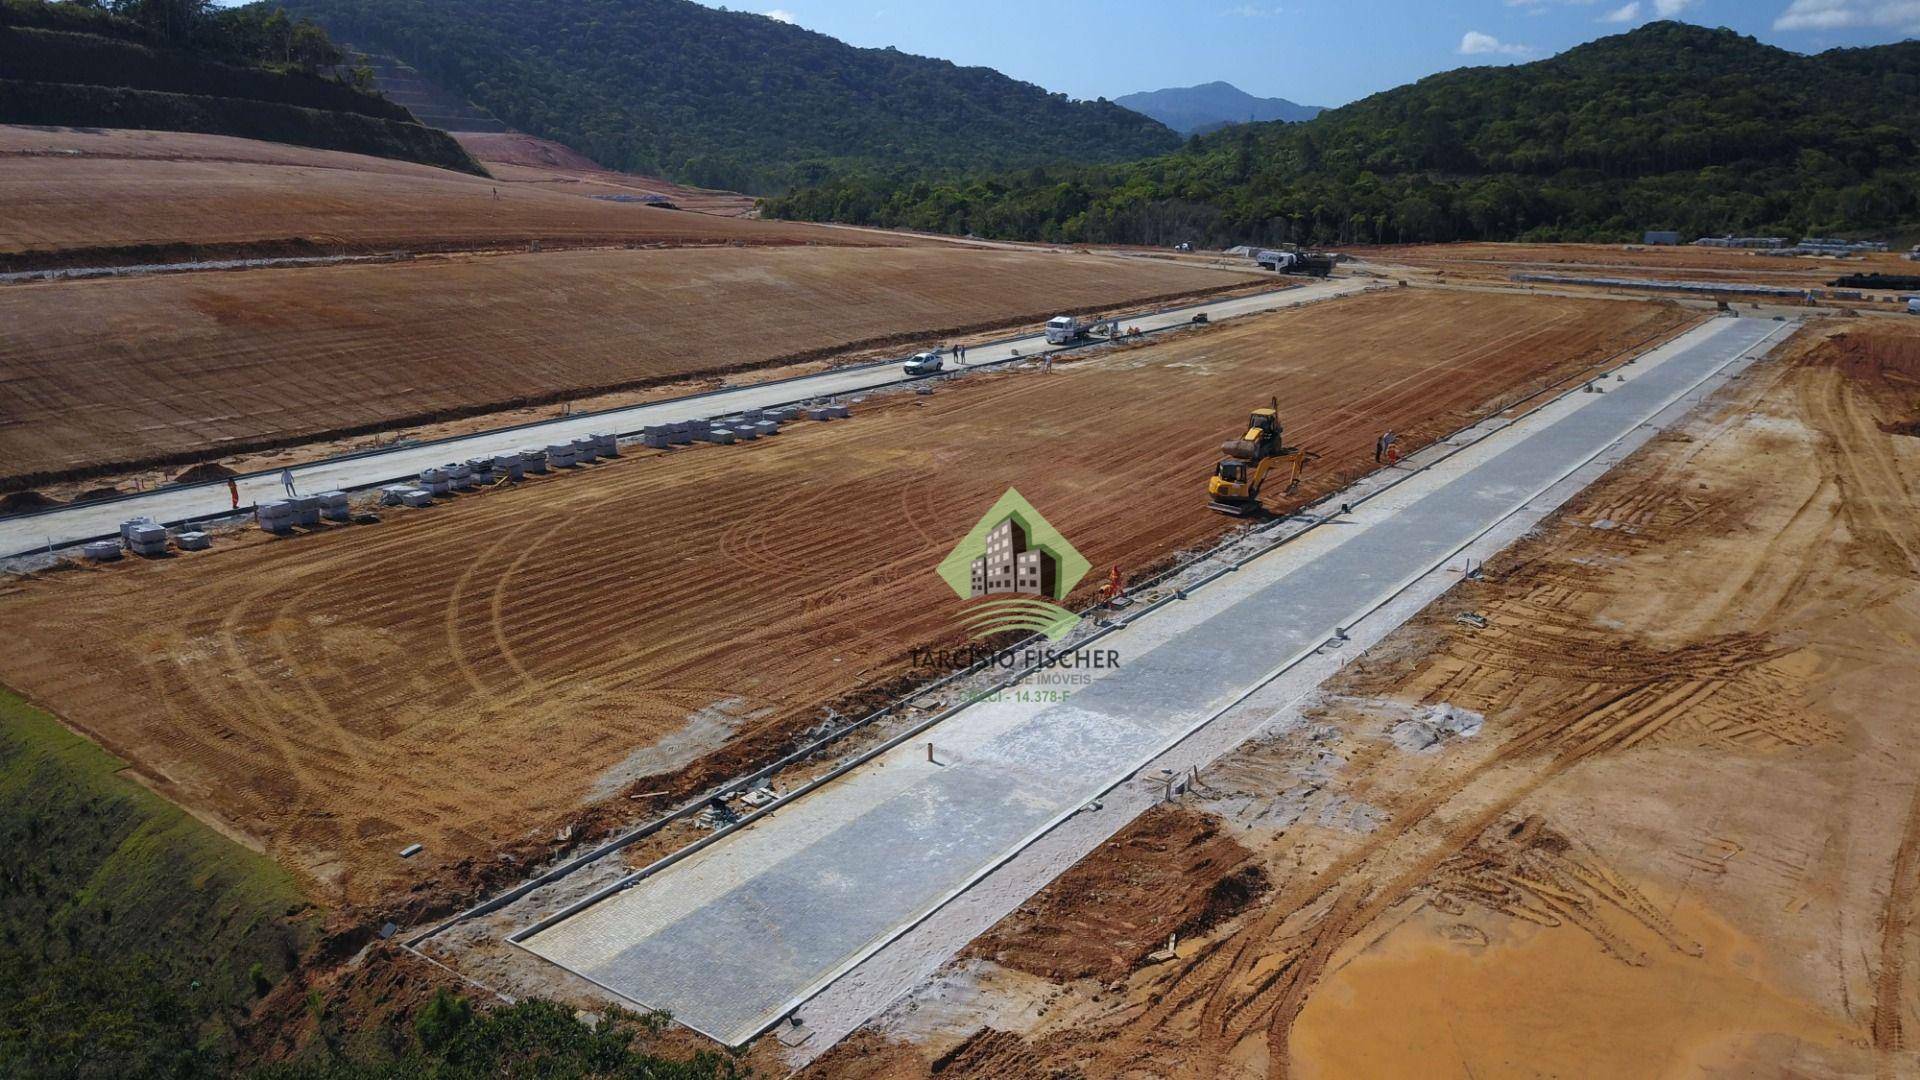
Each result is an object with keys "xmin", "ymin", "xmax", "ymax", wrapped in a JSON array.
[{"xmin": 764, "ymin": 23, "xmax": 1920, "ymax": 247}]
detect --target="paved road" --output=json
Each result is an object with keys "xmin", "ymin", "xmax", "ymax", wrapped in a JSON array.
[
  {"xmin": 515, "ymin": 315, "xmax": 1791, "ymax": 1045},
  {"xmin": 0, "ymin": 279, "xmax": 1366, "ymax": 560}
]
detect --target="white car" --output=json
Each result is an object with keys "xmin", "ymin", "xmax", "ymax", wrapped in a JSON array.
[{"xmin": 903, "ymin": 350, "xmax": 945, "ymax": 375}]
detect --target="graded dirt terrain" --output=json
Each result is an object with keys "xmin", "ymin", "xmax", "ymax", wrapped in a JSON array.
[
  {"xmin": 1364, "ymin": 240, "xmax": 1918, "ymax": 291},
  {"xmin": 0, "ymin": 245, "xmax": 1257, "ymax": 487},
  {"xmin": 0, "ymin": 125, "xmax": 835, "ymax": 266},
  {"xmin": 453, "ymin": 131, "xmax": 757, "ymax": 217},
  {"xmin": 0, "ymin": 289, "xmax": 1686, "ymax": 904},
  {"xmin": 808, "ymin": 319, "xmax": 1920, "ymax": 1079}
]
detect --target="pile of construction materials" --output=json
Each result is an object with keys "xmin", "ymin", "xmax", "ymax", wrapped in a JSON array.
[{"xmin": 84, "ymin": 516, "xmax": 214, "ymax": 560}]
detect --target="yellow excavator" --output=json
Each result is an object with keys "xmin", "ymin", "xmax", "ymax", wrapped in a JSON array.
[{"xmin": 1208, "ymin": 397, "xmax": 1309, "ymax": 516}]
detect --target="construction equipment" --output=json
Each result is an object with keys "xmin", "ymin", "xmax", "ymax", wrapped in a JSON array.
[
  {"xmin": 1208, "ymin": 397, "xmax": 1309, "ymax": 516},
  {"xmin": 1043, "ymin": 314, "xmax": 1120, "ymax": 345},
  {"xmin": 1255, "ymin": 247, "xmax": 1337, "ymax": 277}
]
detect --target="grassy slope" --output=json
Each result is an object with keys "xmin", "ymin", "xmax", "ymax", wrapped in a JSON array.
[{"xmin": 0, "ymin": 688, "xmax": 316, "ymax": 1074}]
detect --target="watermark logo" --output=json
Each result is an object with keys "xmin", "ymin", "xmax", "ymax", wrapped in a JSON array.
[{"xmin": 935, "ymin": 488, "xmax": 1090, "ymax": 642}]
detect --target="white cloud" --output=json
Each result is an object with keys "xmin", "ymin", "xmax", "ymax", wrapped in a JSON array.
[
  {"xmin": 1601, "ymin": 1, "xmax": 1641, "ymax": 21},
  {"xmin": 1459, "ymin": 30, "xmax": 1534, "ymax": 55},
  {"xmin": 1653, "ymin": 0, "xmax": 1696, "ymax": 14},
  {"xmin": 763, "ymin": 7, "xmax": 796, "ymax": 22},
  {"xmin": 1775, "ymin": 0, "xmax": 1920, "ymax": 31}
]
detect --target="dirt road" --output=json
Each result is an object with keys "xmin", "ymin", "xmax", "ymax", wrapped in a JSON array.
[
  {"xmin": 809, "ymin": 320, "xmax": 1920, "ymax": 1078},
  {"xmin": 0, "ymin": 245, "xmax": 1256, "ymax": 487},
  {"xmin": 1361, "ymin": 241, "xmax": 1918, "ymax": 292},
  {"xmin": 0, "ymin": 290, "xmax": 1684, "ymax": 905}
]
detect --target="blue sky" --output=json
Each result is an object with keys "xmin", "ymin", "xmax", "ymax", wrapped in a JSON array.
[{"xmin": 703, "ymin": 0, "xmax": 1920, "ymax": 107}]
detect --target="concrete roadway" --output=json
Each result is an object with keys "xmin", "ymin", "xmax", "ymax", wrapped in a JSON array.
[
  {"xmin": 514, "ymin": 315, "xmax": 1792, "ymax": 1046},
  {"xmin": 0, "ymin": 278, "xmax": 1367, "ymax": 560}
]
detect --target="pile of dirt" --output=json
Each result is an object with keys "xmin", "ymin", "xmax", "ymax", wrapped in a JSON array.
[
  {"xmin": 173, "ymin": 461, "xmax": 238, "ymax": 484},
  {"xmin": 0, "ymin": 490, "xmax": 57, "ymax": 514},
  {"xmin": 964, "ymin": 805, "xmax": 1261, "ymax": 982}
]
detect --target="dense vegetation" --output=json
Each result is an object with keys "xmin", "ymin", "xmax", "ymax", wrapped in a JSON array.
[
  {"xmin": 0, "ymin": 689, "xmax": 313, "ymax": 1077},
  {"xmin": 0, "ymin": 1, "xmax": 483, "ymax": 173},
  {"xmin": 274, "ymin": 0, "xmax": 1180, "ymax": 193},
  {"xmin": 257, "ymin": 997, "xmax": 746, "ymax": 1079},
  {"xmin": 766, "ymin": 23, "xmax": 1920, "ymax": 246}
]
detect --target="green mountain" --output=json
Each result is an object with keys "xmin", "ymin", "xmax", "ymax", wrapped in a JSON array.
[
  {"xmin": 765, "ymin": 22, "xmax": 1920, "ymax": 246},
  {"xmin": 1114, "ymin": 81, "xmax": 1323, "ymax": 136},
  {"xmin": 0, "ymin": 0, "xmax": 482, "ymax": 175},
  {"xmin": 275, "ymin": 0, "xmax": 1182, "ymax": 193}
]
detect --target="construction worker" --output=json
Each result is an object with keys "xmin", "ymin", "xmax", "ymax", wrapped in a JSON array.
[
  {"xmin": 1374, "ymin": 434, "xmax": 1386, "ymax": 463},
  {"xmin": 280, "ymin": 467, "xmax": 296, "ymax": 497},
  {"xmin": 227, "ymin": 477, "xmax": 240, "ymax": 511}
]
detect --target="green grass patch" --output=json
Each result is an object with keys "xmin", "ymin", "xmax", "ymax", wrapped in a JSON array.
[{"xmin": 0, "ymin": 687, "xmax": 317, "ymax": 1077}]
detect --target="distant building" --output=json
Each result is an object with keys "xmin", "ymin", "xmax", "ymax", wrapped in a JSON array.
[
  {"xmin": 970, "ymin": 516, "xmax": 1056, "ymax": 598},
  {"xmin": 1643, "ymin": 230, "xmax": 1681, "ymax": 246}
]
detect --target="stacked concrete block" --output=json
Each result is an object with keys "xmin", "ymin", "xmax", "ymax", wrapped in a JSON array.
[
  {"xmin": 571, "ymin": 436, "xmax": 601, "ymax": 463},
  {"xmin": 752, "ymin": 420, "xmax": 779, "ymax": 438},
  {"xmin": 126, "ymin": 522, "xmax": 169, "ymax": 556},
  {"xmin": 708, "ymin": 427, "xmax": 737, "ymax": 445},
  {"xmin": 119, "ymin": 516, "xmax": 157, "ymax": 544},
  {"xmin": 731, "ymin": 423, "xmax": 759, "ymax": 441},
  {"xmin": 518, "ymin": 449, "xmax": 549, "ymax": 474},
  {"xmin": 83, "ymin": 540, "xmax": 122, "ymax": 561},
  {"xmin": 257, "ymin": 500, "xmax": 297, "ymax": 534},
  {"xmin": 400, "ymin": 488, "xmax": 435, "ymax": 508},
  {"xmin": 466, "ymin": 457, "xmax": 496, "ymax": 483},
  {"xmin": 380, "ymin": 485, "xmax": 419, "ymax": 506},
  {"xmin": 316, "ymin": 491, "xmax": 351, "ymax": 522},
  {"xmin": 591, "ymin": 433, "xmax": 619, "ymax": 458},
  {"xmin": 290, "ymin": 495, "xmax": 322, "ymax": 527},
  {"xmin": 493, "ymin": 452, "xmax": 526, "ymax": 481},
  {"xmin": 446, "ymin": 463, "xmax": 476, "ymax": 490},
  {"xmin": 418, "ymin": 467, "xmax": 452, "ymax": 496},
  {"xmin": 547, "ymin": 442, "xmax": 579, "ymax": 468},
  {"xmin": 667, "ymin": 421, "xmax": 696, "ymax": 445},
  {"xmin": 175, "ymin": 531, "xmax": 212, "ymax": 551},
  {"xmin": 640, "ymin": 426, "xmax": 672, "ymax": 449}
]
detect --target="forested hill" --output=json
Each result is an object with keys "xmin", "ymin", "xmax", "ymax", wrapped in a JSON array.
[
  {"xmin": 1114, "ymin": 82, "xmax": 1323, "ymax": 136},
  {"xmin": 275, "ymin": 0, "xmax": 1182, "ymax": 193},
  {"xmin": 764, "ymin": 22, "xmax": 1920, "ymax": 246}
]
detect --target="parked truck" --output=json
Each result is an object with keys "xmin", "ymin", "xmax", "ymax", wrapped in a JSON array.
[{"xmin": 1255, "ymin": 248, "xmax": 1336, "ymax": 277}]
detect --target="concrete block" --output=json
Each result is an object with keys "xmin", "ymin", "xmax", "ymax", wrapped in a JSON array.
[
  {"xmin": 257, "ymin": 500, "xmax": 296, "ymax": 534},
  {"xmin": 119, "ymin": 516, "xmax": 157, "ymax": 543},
  {"xmin": 732, "ymin": 424, "xmax": 759, "ymax": 441},
  {"xmin": 175, "ymin": 531, "xmax": 212, "ymax": 551},
  {"xmin": 126, "ymin": 523, "xmax": 167, "ymax": 545},
  {"xmin": 571, "ymin": 437, "xmax": 601, "ymax": 463},
  {"xmin": 83, "ymin": 540, "xmax": 122, "ymax": 561},
  {"xmin": 289, "ymin": 495, "xmax": 322, "ymax": 527},
  {"xmin": 641, "ymin": 427, "xmax": 672, "ymax": 449},
  {"xmin": 591, "ymin": 433, "xmax": 618, "ymax": 457},
  {"xmin": 518, "ymin": 449, "xmax": 549, "ymax": 474},
  {"xmin": 317, "ymin": 490, "xmax": 351, "ymax": 522},
  {"xmin": 667, "ymin": 422, "xmax": 694, "ymax": 445},
  {"xmin": 380, "ymin": 485, "xmax": 416, "ymax": 506},
  {"xmin": 752, "ymin": 421, "xmax": 778, "ymax": 437},
  {"xmin": 400, "ymin": 489, "xmax": 436, "ymax": 508},
  {"xmin": 709, "ymin": 427, "xmax": 737, "ymax": 444},
  {"xmin": 493, "ymin": 453, "xmax": 526, "ymax": 480},
  {"xmin": 547, "ymin": 443, "xmax": 579, "ymax": 467}
]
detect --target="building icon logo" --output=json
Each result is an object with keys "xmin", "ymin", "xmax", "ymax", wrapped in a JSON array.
[{"xmin": 935, "ymin": 489, "xmax": 1089, "ymax": 641}]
